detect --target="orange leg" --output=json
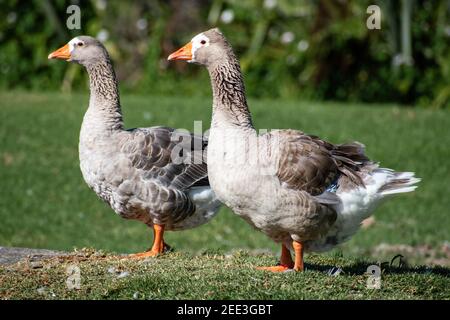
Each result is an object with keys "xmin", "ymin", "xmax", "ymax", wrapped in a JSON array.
[
  {"xmin": 292, "ymin": 240, "xmax": 304, "ymax": 272},
  {"xmin": 257, "ymin": 244, "xmax": 294, "ymax": 272},
  {"xmin": 128, "ymin": 224, "xmax": 169, "ymax": 259}
]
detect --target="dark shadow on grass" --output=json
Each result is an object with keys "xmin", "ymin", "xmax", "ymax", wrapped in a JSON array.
[{"xmin": 304, "ymin": 261, "xmax": 450, "ymax": 277}]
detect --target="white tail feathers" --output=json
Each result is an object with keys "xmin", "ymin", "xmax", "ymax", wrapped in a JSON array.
[
  {"xmin": 379, "ymin": 171, "xmax": 421, "ymax": 196},
  {"xmin": 305, "ymin": 168, "xmax": 420, "ymax": 252}
]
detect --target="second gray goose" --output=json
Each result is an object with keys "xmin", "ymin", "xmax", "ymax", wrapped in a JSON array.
[{"xmin": 168, "ymin": 28, "xmax": 420, "ymax": 272}]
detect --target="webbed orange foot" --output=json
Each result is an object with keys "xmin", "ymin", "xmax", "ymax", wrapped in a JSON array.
[
  {"xmin": 257, "ymin": 244, "xmax": 294, "ymax": 272},
  {"xmin": 128, "ymin": 249, "xmax": 161, "ymax": 259},
  {"xmin": 256, "ymin": 242, "xmax": 306, "ymax": 272},
  {"xmin": 124, "ymin": 224, "xmax": 168, "ymax": 260},
  {"xmin": 256, "ymin": 265, "xmax": 292, "ymax": 272}
]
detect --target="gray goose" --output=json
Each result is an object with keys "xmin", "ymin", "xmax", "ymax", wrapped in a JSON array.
[
  {"xmin": 168, "ymin": 28, "xmax": 420, "ymax": 271},
  {"xmin": 48, "ymin": 36, "xmax": 221, "ymax": 258}
]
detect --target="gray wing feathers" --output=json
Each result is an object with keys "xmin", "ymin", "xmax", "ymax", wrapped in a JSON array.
[
  {"xmin": 118, "ymin": 126, "xmax": 209, "ymax": 226},
  {"xmin": 125, "ymin": 127, "xmax": 208, "ymax": 190}
]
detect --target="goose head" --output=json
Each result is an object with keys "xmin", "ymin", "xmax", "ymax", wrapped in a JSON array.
[
  {"xmin": 48, "ymin": 36, "xmax": 107, "ymax": 66},
  {"xmin": 168, "ymin": 28, "xmax": 229, "ymax": 67}
]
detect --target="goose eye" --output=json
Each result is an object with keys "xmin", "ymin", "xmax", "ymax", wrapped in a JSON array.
[
  {"xmin": 200, "ymin": 40, "xmax": 206, "ymax": 45},
  {"xmin": 77, "ymin": 42, "xmax": 84, "ymax": 47}
]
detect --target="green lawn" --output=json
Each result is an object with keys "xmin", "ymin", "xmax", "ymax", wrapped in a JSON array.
[
  {"xmin": 0, "ymin": 91, "xmax": 449, "ymax": 299},
  {"xmin": 1, "ymin": 249, "xmax": 449, "ymax": 299}
]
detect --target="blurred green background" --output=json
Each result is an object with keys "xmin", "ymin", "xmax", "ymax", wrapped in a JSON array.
[
  {"xmin": 0, "ymin": 0, "xmax": 449, "ymax": 266},
  {"xmin": 1, "ymin": 0, "xmax": 449, "ymax": 107}
]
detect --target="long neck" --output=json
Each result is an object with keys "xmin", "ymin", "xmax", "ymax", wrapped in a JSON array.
[
  {"xmin": 208, "ymin": 54, "xmax": 254, "ymax": 130},
  {"xmin": 85, "ymin": 58, "xmax": 123, "ymax": 132}
]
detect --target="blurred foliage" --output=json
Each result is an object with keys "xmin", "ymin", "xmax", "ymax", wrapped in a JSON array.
[{"xmin": 0, "ymin": 0, "xmax": 449, "ymax": 107}]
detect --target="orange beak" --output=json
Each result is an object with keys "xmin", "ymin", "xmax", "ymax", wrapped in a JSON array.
[
  {"xmin": 48, "ymin": 44, "xmax": 71, "ymax": 60},
  {"xmin": 168, "ymin": 42, "xmax": 193, "ymax": 61}
]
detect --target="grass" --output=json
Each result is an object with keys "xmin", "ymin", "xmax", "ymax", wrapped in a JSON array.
[
  {"xmin": 1, "ymin": 249, "xmax": 449, "ymax": 299},
  {"xmin": 0, "ymin": 91, "xmax": 449, "ymax": 299}
]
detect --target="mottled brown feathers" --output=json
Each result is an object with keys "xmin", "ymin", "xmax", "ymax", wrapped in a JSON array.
[{"xmin": 269, "ymin": 130, "xmax": 370, "ymax": 196}]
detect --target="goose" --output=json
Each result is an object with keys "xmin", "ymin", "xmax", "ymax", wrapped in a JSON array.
[
  {"xmin": 168, "ymin": 28, "xmax": 420, "ymax": 272},
  {"xmin": 48, "ymin": 36, "xmax": 221, "ymax": 258}
]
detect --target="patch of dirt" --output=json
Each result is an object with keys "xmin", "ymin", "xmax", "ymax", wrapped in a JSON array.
[{"xmin": 372, "ymin": 242, "xmax": 450, "ymax": 267}]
